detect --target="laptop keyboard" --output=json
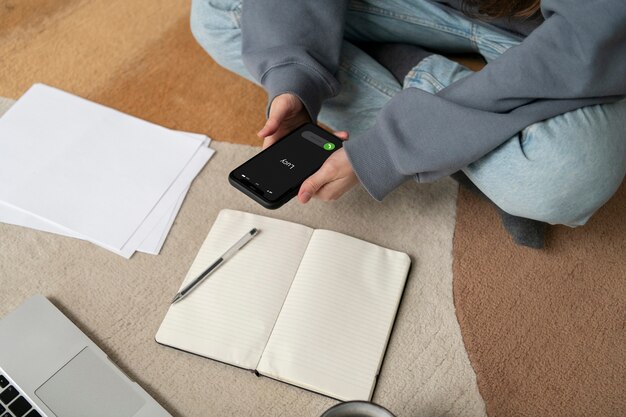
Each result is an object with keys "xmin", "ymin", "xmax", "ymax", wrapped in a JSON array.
[{"xmin": 0, "ymin": 374, "xmax": 42, "ymax": 417}]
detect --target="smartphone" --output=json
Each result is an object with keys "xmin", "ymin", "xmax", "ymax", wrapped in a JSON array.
[{"xmin": 229, "ymin": 123, "xmax": 343, "ymax": 209}]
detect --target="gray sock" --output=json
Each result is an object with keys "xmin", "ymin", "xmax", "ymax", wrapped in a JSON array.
[
  {"xmin": 358, "ymin": 43, "xmax": 434, "ymax": 84},
  {"xmin": 497, "ymin": 210, "xmax": 547, "ymax": 249},
  {"xmin": 451, "ymin": 172, "xmax": 547, "ymax": 249}
]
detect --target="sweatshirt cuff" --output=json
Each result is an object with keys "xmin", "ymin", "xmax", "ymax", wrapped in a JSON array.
[
  {"xmin": 261, "ymin": 63, "xmax": 335, "ymax": 122},
  {"xmin": 344, "ymin": 124, "xmax": 413, "ymax": 201}
]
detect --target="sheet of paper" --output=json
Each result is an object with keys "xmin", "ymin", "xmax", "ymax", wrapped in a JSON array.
[
  {"xmin": 137, "ymin": 134, "xmax": 214, "ymax": 254},
  {"xmin": 0, "ymin": 121, "xmax": 214, "ymax": 256},
  {"xmin": 0, "ymin": 181, "xmax": 189, "ymax": 256},
  {"xmin": 0, "ymin": 84, "xmax": 206, "ymax": 253},
  {"xmin": 92, "ymin": 144, "xmax": 214, "ymax": 258},
  {"xmin": 0, "ymin": 141, "xmax": 209, "ymax": 258},
  {"xmin": 0, "ymin": 199, "xmax": 81, "ymax": 238}
]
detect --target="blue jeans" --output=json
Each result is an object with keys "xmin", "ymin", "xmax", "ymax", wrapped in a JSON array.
[{"xmin": 190, "ymin": 0, "xmax": 626, "ymax": 226}]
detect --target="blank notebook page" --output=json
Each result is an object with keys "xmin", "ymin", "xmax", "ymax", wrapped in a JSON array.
[
  {"xmin": 156, "ymin": 209, "xmax": 313, "ymax": 369},
  {"xmin": 257, "ymin": 229, "xmax": 411, "ymax": 401}
]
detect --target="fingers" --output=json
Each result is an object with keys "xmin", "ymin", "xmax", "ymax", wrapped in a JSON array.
[
  {"xmin": 298, "ymin": 161, "xmax": 333, "ymax": 203},
  {"xmin": 298, "ymin": 178, "xmax": 323, "ymax": 204},
  {"xmin": 298, "ymin": 158, "xmax": 338, "ymax": 203},
  {"xmin": 258, "ymin": 94, "xmax": 310, "ymax": 149},
  {"xmin": 257, "ymin": 117, "xmax": 280, "ymax": 140},
  {"xmin": 257, "ymin": 94, "xmax": 298, "ymax": 138},
  {"xmin": 257, "ymin": 109, "xmax": 288, "ymax": 139},
  {"xmin": 334, "ymin": 131, "xmax": 349, "ymax": 141},
  {"xmin": 315, "ymin": 177, "xmax": 357, "ymax": 201},
  {"xmin": 263, "ymin": 128, "xmax": 288, "ymax": 149},
  {"xmin": 298, "ymin": 149, "xmax": 357, "ymax": 204},
  {"xmin": 262, "ymin": 137, "xmax": 277, "ymax": 149}
]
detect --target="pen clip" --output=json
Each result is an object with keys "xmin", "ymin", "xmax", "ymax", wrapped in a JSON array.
[{"xmin": 222, "ymin": 228, "xmax": 258, "ymax": 260}]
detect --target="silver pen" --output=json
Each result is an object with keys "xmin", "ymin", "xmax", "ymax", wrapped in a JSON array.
[{"xmin": 171, "ymin": 228, "xmax": 259, "ymax": 304}]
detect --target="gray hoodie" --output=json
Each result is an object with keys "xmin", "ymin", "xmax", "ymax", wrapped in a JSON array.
[{"xmin": 241, "ymin": 0, "xmax": 626, "ymax": 200}]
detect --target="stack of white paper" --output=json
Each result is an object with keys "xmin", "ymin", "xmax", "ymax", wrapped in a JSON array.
[{"xmin": 0, "ymin": 84, "xmax": 215, "ymax": 258}]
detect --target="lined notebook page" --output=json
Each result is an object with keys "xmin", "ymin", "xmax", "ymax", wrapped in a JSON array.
[
  {"xmin": 156, "ymin": 209, "xmax": 313, "ymax": 369},
  {"xmin": 257, "ymin": 230, "xmax": 411, "ymax": 400}
]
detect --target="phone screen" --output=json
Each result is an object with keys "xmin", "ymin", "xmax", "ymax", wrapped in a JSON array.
[{"xmin": 229, "ymin": 124, "xmax": 342, "ymax": 208}]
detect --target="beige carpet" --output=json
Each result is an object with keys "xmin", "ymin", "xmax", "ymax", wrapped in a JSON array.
[{"xmin": 0, "ymin": 98, "xmax": 485, "ymax": 417}]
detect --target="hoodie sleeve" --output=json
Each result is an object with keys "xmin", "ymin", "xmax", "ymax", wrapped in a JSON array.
[
  {"xmin": 241, "ymin": 0, "xmax": 626, "ymax": 201},
  {"xmin": 344, "ymin": 0, "xmax": 626, "ymax": 199},
  {"xmin": 241, "ymin": 0, "xmax": 349, "ymax": 120}
]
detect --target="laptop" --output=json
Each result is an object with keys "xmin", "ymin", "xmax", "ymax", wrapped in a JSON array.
[{"xmin": 0, "ymin": 295, "xmax": 171, "ymax": 417}]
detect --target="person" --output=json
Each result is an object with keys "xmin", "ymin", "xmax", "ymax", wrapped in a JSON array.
[{"xmin": 190, "ymin": 0, "xmax": 626, "ymax": 247}]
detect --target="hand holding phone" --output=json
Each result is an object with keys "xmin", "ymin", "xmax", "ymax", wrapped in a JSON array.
[
  {"xmin": 229, "ymin": 123, "xmax": 344, "ymax": 209},
  {"xmin": 258, "ymin": 93, "xmax": 311, "ymax": 149},
  {"xmin": 297, "ymin": 140, "xmax": 357, "ymax": 204}
]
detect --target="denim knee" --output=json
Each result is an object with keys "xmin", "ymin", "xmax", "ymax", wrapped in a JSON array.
[
  {"xmin": 472, "ymin": 102, "xmax": 626, "ymax": 226},
  {"xmin": 189, "ymin": 0, "xmax": 246, "ymax": 75},
  {"xmin": 491, "ymin": 178, "xmax": 601, "ymax": 227}
]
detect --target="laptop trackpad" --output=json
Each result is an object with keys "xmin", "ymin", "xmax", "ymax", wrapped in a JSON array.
[{"xmin": 35, "ymin": 347, "xmax": 145, "ymax": 417}]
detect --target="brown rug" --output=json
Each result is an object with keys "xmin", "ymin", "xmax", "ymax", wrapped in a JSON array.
[
  {"xmin": 1, "ymin": 1, "xmax": 625, "ymax": 416},
  {"xmin": 454, "ymin": 186, "xmax": 626, "ymax": 417}
]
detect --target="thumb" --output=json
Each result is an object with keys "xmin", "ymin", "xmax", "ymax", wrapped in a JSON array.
[
  {"xmin": 298, "ymin": 175, "xmax": 324, "ymax": 204},
  {"xmin": 257, "ymin": 118, "xmax": 280, "ymax": 139},
  {"xmin": 257, "ymin": 96, "xmax": 294, "ymax": 138}
]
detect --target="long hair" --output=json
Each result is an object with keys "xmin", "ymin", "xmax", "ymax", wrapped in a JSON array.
[{"xmin": 461, "ymin": 0, "xmax": 541, "ymax": 19}]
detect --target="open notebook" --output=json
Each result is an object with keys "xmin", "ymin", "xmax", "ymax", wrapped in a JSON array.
[{"xmin": 155, "ymin": 209, "xmax": 411, "ymax": 401}]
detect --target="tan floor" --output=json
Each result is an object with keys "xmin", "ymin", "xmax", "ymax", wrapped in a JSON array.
[
  {"xmin": 1, "ymin": 0, "xmax": 625, "ymax": 416},
  {"xmin": 454, "ymin": 185, "xmax": 626, "ymax": 417}
]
